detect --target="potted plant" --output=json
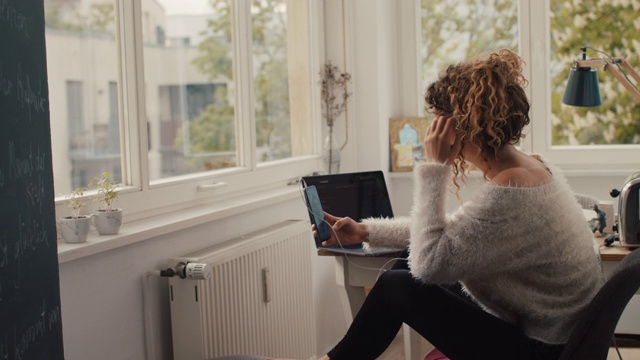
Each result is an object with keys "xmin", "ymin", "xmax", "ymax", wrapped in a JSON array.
[
  {"xmin": 89, "ymin": 172, "xmax": 122, "ymax": 235},
  {"xmin": 58, "ymin": 187, "xmax": 92, "ymax": 243}
]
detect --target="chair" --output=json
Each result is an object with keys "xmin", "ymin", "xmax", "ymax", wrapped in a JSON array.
[
  {"xmin": 425, "ymin": 248, "xmax": 640, "ymax": 360},
  {"xmin": 558, "ymin": 248, "xmax": 640, "ymax": 360}
]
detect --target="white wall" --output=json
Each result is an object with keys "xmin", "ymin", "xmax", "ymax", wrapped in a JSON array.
[
  {"xmin": 57, "ymin": 1, "xmax": 636, "ymax": 359},
  {"xmin": 59, "ymin": 196, "xmax": 354, "ymax": 359}
]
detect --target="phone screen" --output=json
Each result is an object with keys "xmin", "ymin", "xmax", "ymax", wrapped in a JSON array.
[{"xmin": 303, "ymin": 185, "xmax": 331, "ymax": 242}]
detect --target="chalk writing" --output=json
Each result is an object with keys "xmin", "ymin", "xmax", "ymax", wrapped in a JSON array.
[
  {"xmin": 0, "ymin": 232, "xmax": 7, "ymax": 268},
  {"xmin": 25, "ymin": 176, "xmax": 45, "ymax": 213},
  {"xmin": 8, "ymin": 215, "xmax": 49, "ymax": 291},
  {"xmin": 12, "ymin": 250, "xmax": 21, "ymax": 291},
  {"xmin": 13, "ymin": 300, "xmax": 61, "ymax": 359},
  {"xmin": 0, "ymin": 231, "xmax": 7, "ymax": 303},
  {"xmin": 16, "ymin": 64, "xmax": 46, "ymax": 120},
  {"xmin": 0, "ymin": 332, "xmax": 7, "ymax": 360},
  {"xmin": 0, "ymin": 0, "xmax": 28, "ymax": 38},
  {"xmin": 0, "ymin": 1, "xmax": 64, "ymax": 358},
  {"xmin": 15, "ymin": 215, "xmax": 48, "ymax": 262},
  {"xmin": 7, "ymin": 142, "xmax": 47, "ymax": 181},
  {"xmin": 0, "ymin": 62, "xmax": 13, "ymax": 96}
]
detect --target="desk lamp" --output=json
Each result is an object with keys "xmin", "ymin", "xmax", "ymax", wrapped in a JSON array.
[{"xmin": 562, "ymin": 47, "xmax": 640, "ymax": 107}]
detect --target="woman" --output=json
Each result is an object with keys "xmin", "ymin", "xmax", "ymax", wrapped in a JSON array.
[{"xmin": 318, "ymin": 49, "xmax": 603, "ymax": 360}]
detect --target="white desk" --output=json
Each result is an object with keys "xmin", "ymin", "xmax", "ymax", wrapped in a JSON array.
[
  {"xmin": 320, "ymin": 237, "xmax": 636, "ymax": 360},
  {"xmin": 318, "ymin": 250, "xmax": 423, "ymax": 360}
]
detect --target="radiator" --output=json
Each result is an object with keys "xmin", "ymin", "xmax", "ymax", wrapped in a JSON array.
[{"xmin": 168, "ymin": 220, "xmax": 316, "ymax": 360}]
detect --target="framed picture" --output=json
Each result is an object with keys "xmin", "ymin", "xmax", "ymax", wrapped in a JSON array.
[{"xmin": 389, "ymin": 117, "xmax": 429, "ymax": 172}]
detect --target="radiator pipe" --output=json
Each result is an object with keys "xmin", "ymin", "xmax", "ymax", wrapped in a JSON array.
[
  {"xmin": 159, "ymin": 268, "xmax": 176, "ymax": 277},
  {"xmin": 142, "ymin": 270, "xmax": 161, "ymax": 360},
  {"xmin": 142, "ymin": 263, "xmax": 211, "ymax": 360}
]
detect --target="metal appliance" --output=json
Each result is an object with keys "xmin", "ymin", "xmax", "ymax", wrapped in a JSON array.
[{"xmin": 611, "ymin": 171, "xmax": 640, "ymax": 245}]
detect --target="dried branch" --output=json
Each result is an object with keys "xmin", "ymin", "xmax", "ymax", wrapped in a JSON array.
[{"xmin": 319, "ymin": 61, "xmax": 352, "ymax": 128}]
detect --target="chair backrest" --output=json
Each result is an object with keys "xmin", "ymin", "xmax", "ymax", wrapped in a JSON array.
[{"xmin": 559, "ymin": 248, "xmax": 640, "ymax": 360}]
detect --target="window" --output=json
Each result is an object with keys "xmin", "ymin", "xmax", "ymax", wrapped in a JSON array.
[
  {"xmin": 529, "ymin": 0, "xmax": 640, "ymax": 170},
  {"xmin": 420, "ymin": 0, "xmax": 518, "ymax": 94},
  {"xmin": 65, "ymin": 81, "xmax": 83, "ymax": 151},
  {"xmin": 549, "ymin": 0, "xmax": 640, "ymax": 146},
  {"xmin": 156, "ymin": 83, "xmax": 229, "ymax": 177},
  {"xmin": 419, "ymin": 0, "xmax": 640, "ymax": 172},
  {"xmin": 47, "ymin": 0, "xmax": 122, "ymax": 196},
  {"xmin": 47, "ymin": 0, "xmax": 321, "ymax": 219}
]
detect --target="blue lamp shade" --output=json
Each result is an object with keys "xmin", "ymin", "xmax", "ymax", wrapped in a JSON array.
[{"xmin": 562, "ymin": 67, "xmax": 603, "ymax": 107}]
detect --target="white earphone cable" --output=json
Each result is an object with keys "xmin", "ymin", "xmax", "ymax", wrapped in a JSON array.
[{"xmin": 298, "ymin": 180, "xmax": 408, "ymax": 279}]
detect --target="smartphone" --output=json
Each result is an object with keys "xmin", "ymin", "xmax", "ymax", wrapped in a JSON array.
[{"xmin": 303, "ymin": 185, "xmax": 332, "ymax": 242}]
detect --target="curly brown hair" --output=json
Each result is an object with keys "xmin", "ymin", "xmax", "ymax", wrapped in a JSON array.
[{"xmin": 424, "ymin": 49, "xmax": 530, "ymax": 190}]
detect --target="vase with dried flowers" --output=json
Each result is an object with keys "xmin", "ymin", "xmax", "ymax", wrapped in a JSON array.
[{"xmin": 319, "ymin": 61, "xmax": 351, "ymax": 174}]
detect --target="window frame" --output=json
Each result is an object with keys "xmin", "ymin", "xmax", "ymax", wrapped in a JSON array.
[
  {"xmin": 526, "ymin": 0, "xmax": 640, "ymax": 175},
  {"xmin": 53, "ymin": 0, "xmax": 325, "ymax": 223},
  {"xmin": 407, "ymin": 0, "xmax": 639, "ymax": 176}
]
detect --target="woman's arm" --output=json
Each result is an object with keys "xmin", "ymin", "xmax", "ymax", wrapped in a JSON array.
[{"xmin": 361, "ymin": 216, "xmax": 411, "ymax": 249}]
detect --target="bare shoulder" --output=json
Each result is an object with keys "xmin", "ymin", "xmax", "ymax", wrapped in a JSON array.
[{"xmin": 491, "ymin": 160, "xmax": 552, "ymax": 187}]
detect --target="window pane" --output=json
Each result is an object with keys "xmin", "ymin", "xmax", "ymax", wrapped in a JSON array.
[
  {"xmin": 45, "ymin": 0, "xmax": 122, "ymax": 195},
  {"xmin": 550, "ymin": 0, "xmax": 640, "ymax": 146},
  {"xmin": 420, "ymin": 0, "xmax": 519, "ymax": 103},
  {"xmin": 251, "ymin": 0, "xmax": 292, "ymax": 162},
  {"xmin": 146, "ymin": 0, "xmax": 236, "ymax": 181}
]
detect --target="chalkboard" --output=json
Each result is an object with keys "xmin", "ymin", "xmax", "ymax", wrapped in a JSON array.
[{"xmin": 0, "ymin": 0, "xmax": 65, "ymax": 359}]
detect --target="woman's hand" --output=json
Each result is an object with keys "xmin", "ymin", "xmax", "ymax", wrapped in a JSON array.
[
  {"xmin": 424, "ymin": 115, "xmax": 463, "ymax": 164},
  {"xmin": 313, "ymin": 212, "xmax": 368, "ymax": 247}
]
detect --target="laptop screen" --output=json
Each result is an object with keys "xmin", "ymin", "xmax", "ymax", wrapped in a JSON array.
[{"xmin": 301, "ymin": 171, "xmax": 394, "ymax": 221}]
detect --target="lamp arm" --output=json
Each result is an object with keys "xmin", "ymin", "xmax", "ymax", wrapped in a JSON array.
[
  {"xmin": 619, "ymin": 58, "xmax": 640, "ymax": 84},
  {"xmin": 576, "ymin": 58, "xmax": 640, "ymax": 103}
]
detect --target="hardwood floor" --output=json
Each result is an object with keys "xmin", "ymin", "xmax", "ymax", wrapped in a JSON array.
[{"xmin": 376, "ymin": 329, "xmax": 640, "ymax": 360}]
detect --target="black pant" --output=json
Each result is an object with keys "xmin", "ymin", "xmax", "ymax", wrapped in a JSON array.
[{"xmin": 327, "ymin": 254, "xmax": 564, "ymax": 360}]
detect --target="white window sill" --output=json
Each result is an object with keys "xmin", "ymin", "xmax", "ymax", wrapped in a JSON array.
[{"xmin": 57, "ymin": 186, "xmax": 300, "ymax": 264}]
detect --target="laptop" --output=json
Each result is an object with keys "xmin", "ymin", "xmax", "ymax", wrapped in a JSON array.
[{"xmin": 301, "ymin": 171, "xmax": 402, "ymax": 256}]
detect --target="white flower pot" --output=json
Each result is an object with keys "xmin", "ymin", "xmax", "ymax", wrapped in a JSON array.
[
  {"xmin": 92, "ymin": 209, "xmax": 122, "ymax": 235},
  {"xmin": 58, "ymin": 216, "xmax": 92, "ymax": 244}
]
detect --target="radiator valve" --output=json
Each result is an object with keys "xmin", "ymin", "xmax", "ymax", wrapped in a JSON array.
[{"xmin": 161, "ymin": 262, "xmax": 212, "ymax": 280}]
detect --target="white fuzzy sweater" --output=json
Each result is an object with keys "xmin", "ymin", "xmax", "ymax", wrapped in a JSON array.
[{"xmin": 363, "ymin": 161, "xmax": 604, "ymax": 344}]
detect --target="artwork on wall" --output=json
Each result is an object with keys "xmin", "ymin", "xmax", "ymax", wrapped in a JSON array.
[{"xmin": 389, "ymin": 117, "xmax": 429, "ymax": 172}]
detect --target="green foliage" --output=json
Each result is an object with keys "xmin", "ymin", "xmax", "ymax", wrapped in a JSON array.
[
  {"xmin": 253, "ymin": 36, "xmax": 290, "ymax": 151},
  {"xmin": 45, "ymin": 4, "xmax": 81, "ymax": 32},
  {"xmin": 89, "ymin": 172, "xmax": 119, "ymax": 211},
  {"xmin": 192, "ymin": 0, "xmax": 234, "ymax": 80},
  {"xmin": 175, "ymin": 98, "xmax": 236, "ymax": 171},
  {"xmin": 420, "ymin": 0, "xmax": 518, "ymax": 86},
  {"xmin": 550, "ymin": 0, "xmax": 640, "ymax": 145},
  {"xmin": 89, "ymin": 3, "xmax": 115, "ymax": 35},
  {"xmin": 421, "ymin": 0, "xmax": 640, "ymax": 145},
  {"xmin": 179, "ymin": 103, "xmax": 235, "ymax": 152},
  {"xmin": 44, "ymin": 2, "xmax": 115, "ymax": 36},
  {"xmin": 65, "ymin": 187, "xmax": 87, "ymax": 219},
  {"xmin": 186, "ymin": 0, "xmax": 292, "ymax": 167}
]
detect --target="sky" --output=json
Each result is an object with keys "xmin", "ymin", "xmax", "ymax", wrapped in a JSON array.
[{"xmin": 155, "ymin": 0, "xmax": 214, "ymax": 15}]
